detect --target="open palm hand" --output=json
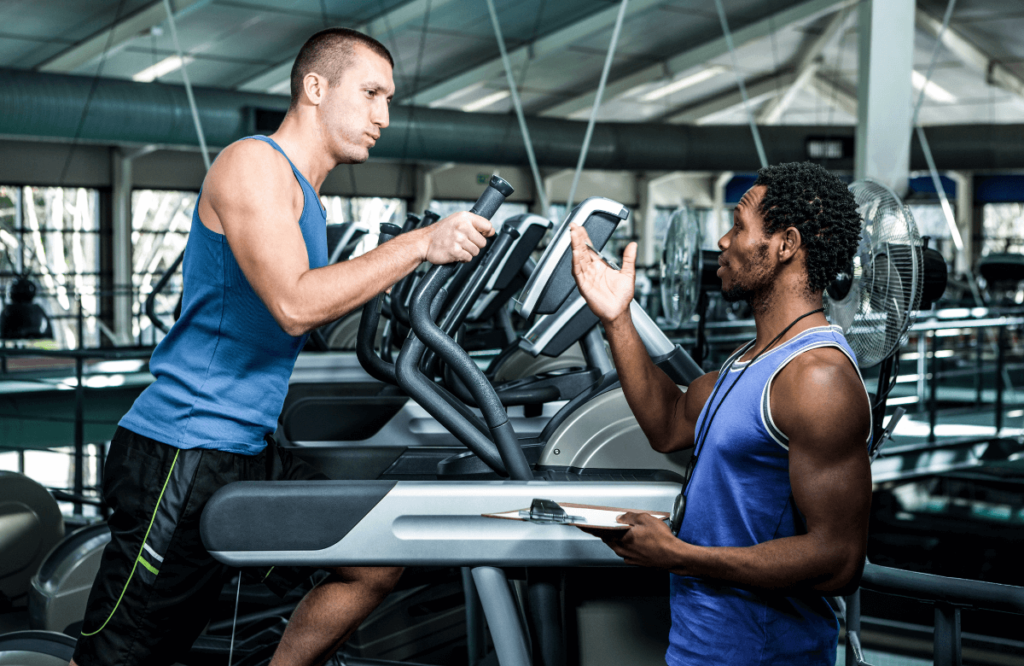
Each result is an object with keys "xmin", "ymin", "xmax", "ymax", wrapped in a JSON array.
[{"xmin": 569, "ymin": 223, "xmax": 637, "ymax": 324}]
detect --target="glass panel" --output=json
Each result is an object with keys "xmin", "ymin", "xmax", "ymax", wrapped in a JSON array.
[
  {"xmin": 321, "ymin": 195, "xmax": 406, "ymax": 258},
  {"xmin": 982, "ymin": 203, "xmax": 1024, "ymax": 254},
  {"xmin": 2, "ymin": 186, "xmax": 101, "ymax": 349},
  {"xmin": 132, "ymin": 190, "xmax": 196, "ymax": 345}
]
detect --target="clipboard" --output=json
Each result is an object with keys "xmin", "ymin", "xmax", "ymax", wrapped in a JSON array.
[{"xmin": 483, "ymin": 498, "xmax": 670, "ymax": 531}]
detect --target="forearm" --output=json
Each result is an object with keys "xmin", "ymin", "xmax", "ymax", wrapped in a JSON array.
[
  {"xmin": 672, "ymin": 534, "xmax": 862, "ymax": 593},
  {"xmin": 277, "ymin": 230, "xmax": 428, "ymax": 335},
  {"xmin": 604, "ymin": 311, "xmax": 691, "ymax": 452}
]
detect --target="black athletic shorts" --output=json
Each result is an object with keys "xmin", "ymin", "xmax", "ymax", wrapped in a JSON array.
[{"xmin": 73, "ymin": 426, "xmax": 327, "ymax": 666}]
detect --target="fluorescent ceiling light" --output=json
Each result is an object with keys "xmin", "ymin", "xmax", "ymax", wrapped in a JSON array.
[
  {"xmin": 461, "ymin": 90, "xmax": 510, "ymax": 112},
  {"xmin": 133, "ymin": 55, "xmax": 193, "ymax": 83},
  {"xmin": 641, "ymin": 66, "xmax": 727, "ymax": 102},
  {"xmin": 267, "ymin": 78, "xmax": 291, "ymax": 95},
  {"xmin": 912, "ymin": 70, "xmax": 956, "ymax": 103},
  {"xmin": 429, "ymin": 82, "xmax": 487, "ymax": 108}
]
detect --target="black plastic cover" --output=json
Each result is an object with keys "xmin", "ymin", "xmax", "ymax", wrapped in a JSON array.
[
  {"xmin": 534, "ymin": 208, "xmax": 620, "ymax": 315},
  {"xmin": 201, "ymin": 481, "xmax": 396, "ymax": 552},
  {"xmin": 493, "ymin": 222, "xmax": 548, "ymax": 290}
]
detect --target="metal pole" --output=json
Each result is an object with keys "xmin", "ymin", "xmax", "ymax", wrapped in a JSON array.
[
  {"xmin": 566, "ymin": 0, "xmax": 630, "ymax": 211},
  {"xmin": 462, "ymin": 567, "xmax": 486, "ymax": 666},
  {"xmin": 713, "ymin": 0, "xmax": 768, "ymax": 169},
  {"xmin": 844, "ymin": 589, "xmax": 861, "ymax": 666},
  {"xmin": 975, "ymin": 327, "xmax": 983, "ymax": 407},
  {"xmin": 484, "ymin": 0, "xmax": 548, "ymax": 214},
  {"xmin": 471, "ymin": 566, "xmax": 532, "ymax": 666},
  {"xmin": 162, "ymin": 0, "xmax": 212, "ymax": 171},
  {"xmin": 929, "ymin": 330, "xmax": 939, "ymax": 443},
  {"xmin": 907, "ymin": 0, "xmax": 983, "ymax": 304},
  {"xmin": 74, "ymin": 353, "xmax": 85, "ymax": 516},
  {"xmin": 996, "ymin": 325, "xmax": 1006, "ymax": 433},
  {"xmin": 933, "ymin": 603, "xmax": 962, "ymax": 666}
]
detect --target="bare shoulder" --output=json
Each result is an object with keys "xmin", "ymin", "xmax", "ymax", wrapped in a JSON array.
[
  {"xmin": 772, "ymin": 346, "xmax": 870, "ymax": 444},
  {"xmin": 205, "ymin": 138, "xmax": 297, "ymax": 209}
]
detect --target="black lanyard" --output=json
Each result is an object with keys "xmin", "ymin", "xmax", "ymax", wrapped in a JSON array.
[{"xmin": 669, "ymin": 308, "xmax": 824, "ymax": 534}]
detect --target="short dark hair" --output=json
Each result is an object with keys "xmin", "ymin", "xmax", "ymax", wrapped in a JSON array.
[
  {"xmin": 289, "ymin": 28, "xmax": 394, "ymax": 109},
  {"xmin": 753, "ymin": 162, "xmax": 862, "ymax": 293}
]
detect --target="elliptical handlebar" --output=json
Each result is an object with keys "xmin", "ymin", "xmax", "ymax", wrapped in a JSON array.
[
  {"xmin": 394, "ymin": 175, "xmax": 535, "ymax": 480},
  {"xmin": 356, "ymin": 223, "xmax": 403, "ymax": 385},
  {"xmin": 145, "ymin": 248, "xmax": 186, "ymax": 335},
  {"xmin": 408, "ymin": 263, "xmax": 533, "ymax": 481}
]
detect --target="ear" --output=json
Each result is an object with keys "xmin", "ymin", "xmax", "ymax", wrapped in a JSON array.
[
  {"xmin": 302, "ymin": 72, "xmax": 327, "ymax": 106},
  {"xmin": 778, "ymin": 227, "xmax": 803, "ymax": 263}
]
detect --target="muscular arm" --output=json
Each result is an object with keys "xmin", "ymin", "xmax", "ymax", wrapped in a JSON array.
[
  {"xmin": 605, "ymin": 348, "xmax": 872, "ymax": 593},
  {"xmin": 569, "ymin": 223, "xmax": 716, "ymax": 453},
  {"xmin": 203, "ymin": 140, "xmax": 492, "ymax": 336}
]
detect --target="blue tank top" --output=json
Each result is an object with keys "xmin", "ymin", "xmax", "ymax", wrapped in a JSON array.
[
  {"xmin": 667, "ymin": 324, "xmax": 871, "ymax": 666},
  {"xmin": 121, "ymin": 136, "xmax": 328, "ymax": 455}
]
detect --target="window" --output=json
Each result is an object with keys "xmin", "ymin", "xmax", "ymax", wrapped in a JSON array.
[
  {"xmin": 321, "ymin": 196, "xmax": 406, "ymax": 258},
  {"xmin": 429, "ymin": 200, "xmax": 529, "ymax": 229},
  {"xmin": 132, "ymin": 190, "xmax": 195, "ymax": 344},
  {"xmin": 0, "ymin": 185, "xmax": 101, "ymax": 349},
  {"xmin": 982, "ymin": 203, "xmax": 1024, "ymax": 255},
  {"xmin": 908, "ymin": 204, "xmax": 956, "ymax": 263},
  {"xmin": 130, "ymin": 193, "xmax": 407, "ymax": 345}
]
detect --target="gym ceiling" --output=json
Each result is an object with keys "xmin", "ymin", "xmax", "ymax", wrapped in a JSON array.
[{"xmin": 1, "ymin": 0, "xmax": 1022, "ymax": 131}]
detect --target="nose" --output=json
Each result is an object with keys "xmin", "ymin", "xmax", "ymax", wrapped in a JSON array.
[
  {"xmin": 374, "ymin": 100, "xmax": 389, "ymax": 129},
  {"xmin": 717, "ymin": 229, "xmax": 729, "ymax": 252}
]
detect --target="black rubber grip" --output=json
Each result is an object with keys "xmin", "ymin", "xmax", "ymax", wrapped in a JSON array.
[
  {"xmin": 355, "ymin": 224, "xmax": 402, "ymax": 384},
  {"xmin": 402, "ymin": 213, "xmax": 420, "ymax": 233},
  {"xmin": 470, "ymin": 175, "xmax": 514, "ymax": 220}
]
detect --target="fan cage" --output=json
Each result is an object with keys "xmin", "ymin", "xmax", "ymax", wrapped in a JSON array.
[
  {"xmin": 824, "ymin": 179, "xmax": 924, "ymax": 368},
  {"xmin": 659, "ymin": 207, "xmax": 702, "ymax": 327}
]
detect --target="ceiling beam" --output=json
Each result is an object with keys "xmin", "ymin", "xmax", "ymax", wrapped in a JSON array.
[
  {"xmin": 38, "ymin": 0, "xmax": 210, "ymax": 73},
  {"xmin": 664, "ymin": 71, "xmax": 796, "ymax": 124},
  {"xmin": 915, "ymin": 7, "xmax": 1024, "ymax": 100},
  {"xmin": 757, "ymin": 5, "xmax": 853, "ymax": 124},
  {"xmin": 402, "ymin": 0, "xmax": 664, "ymax": 108},
  {"xmin": 538, "ymin": 0, "xmax": 855, "ymax": 119},
  {"xmin": 237, "ymin": 0, "xmax": 461, "ymax": 93},
  {"xmin": 806, "ymin": 70, "xmax": 858, "ymax": 116}
]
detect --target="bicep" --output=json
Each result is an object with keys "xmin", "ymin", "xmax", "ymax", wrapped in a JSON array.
[
  {"xmin": 781, "ymin": 363, "xmax": 871, "ymax": 540},
  {"xmin": 671, "ymin": 370, "xmax": 718, "ymax": 450}
]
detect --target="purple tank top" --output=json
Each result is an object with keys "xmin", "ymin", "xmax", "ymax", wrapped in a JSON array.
[{"xmin": 667, "ymin": 324, "xmax": 871, "ymax": 666}]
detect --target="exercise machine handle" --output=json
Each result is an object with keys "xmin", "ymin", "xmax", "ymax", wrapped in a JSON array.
[
  {"xmin": 145, "ymin": 248, "xmax": 186, "ymax": 335},
  {"xmin": 471, "ymin": 175, "xmax": 514, "ymax": 219},
  {"xmin": 395, "ymin": 273, "xmax": 506, "ymax": 475},
  {"xmin": 356, "ymin": 223, "xmax": 403, "ymax": 384},
  {"xmin": 410, "ymin": 263, "xmax": 533, "ymax": 481}
]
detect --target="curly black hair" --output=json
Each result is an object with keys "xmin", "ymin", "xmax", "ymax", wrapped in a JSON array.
[{"xmin": 753, "ymin": 162, "xmax": 862, "ymax": 293}]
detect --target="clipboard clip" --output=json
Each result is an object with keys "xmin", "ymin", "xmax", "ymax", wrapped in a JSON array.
[{"xmin": 518, "ymin": 499, "xmax": 585, "ymax": 525}]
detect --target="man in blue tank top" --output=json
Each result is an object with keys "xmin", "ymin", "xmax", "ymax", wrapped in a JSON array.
[
  {"xmin": 570, "ymin": 162, "xmax": 873, "ymax": 665},
  {"xmin": 72, "ymin": 28, "xmax": 494, "ymax": 666}
]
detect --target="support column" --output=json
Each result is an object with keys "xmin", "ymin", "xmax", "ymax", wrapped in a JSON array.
[
  {"xmin": 950, "ymin": 171, "xmax": 973, "ymax": 275},
  {"xmin": 637, "ymin": 173, "xmax": 656, "ymax": 268},
  {"xmin": 854, "ymin": 0, "xmax": 916, "ymax": 194},
  {"xmin": 111, "ymin": 149, "xmax": 133, "ymax": 345},
  {"xmin": 712, "ymin": 172, "xmax": 734, "ymax": 245},
  {"xmin": 412, "ymin": 165, "xmax": 434, "ymax": 217}
]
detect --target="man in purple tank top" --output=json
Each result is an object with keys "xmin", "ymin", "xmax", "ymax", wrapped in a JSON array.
[
  {"xmin": 570, "ymin": 162, "xmax": 873, "ymax": 665},
  {"xmin": 72, "ymin": 29, "xmax": 494, "ymax": 666}
]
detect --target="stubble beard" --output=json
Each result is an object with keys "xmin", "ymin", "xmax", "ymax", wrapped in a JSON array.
[{"xmin": 721, "ymin": 241, "xmax": 778, "ymax": 315}]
